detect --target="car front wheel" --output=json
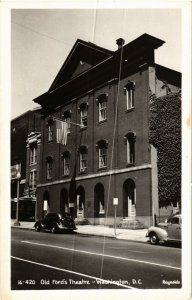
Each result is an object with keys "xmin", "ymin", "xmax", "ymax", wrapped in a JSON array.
[
  {"xmin": 51, "ymin": 225, "xmax": 57, "ymax": 234},
  {"xmin": 35, "ymin": 225, "xmax": 41, "ymax": 232},
  {"xmin": 149, "ymin": 232, "xmax": 159, "ymax": 245}
]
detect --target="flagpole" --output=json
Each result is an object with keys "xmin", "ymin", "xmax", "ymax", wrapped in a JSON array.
[{"xmin": 51, "ymin": 116, "xmax": 82, "ymax": 127}]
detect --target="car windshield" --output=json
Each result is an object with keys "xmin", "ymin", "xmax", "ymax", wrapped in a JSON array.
[{"xmin": 60, "ymin": 213, "xmax": 71, "ymax": 219}]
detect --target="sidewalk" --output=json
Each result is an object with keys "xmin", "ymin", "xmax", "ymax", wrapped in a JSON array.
[{"xmin": 11, "ymin": 220, "xmax": 148, "ymax": 243}]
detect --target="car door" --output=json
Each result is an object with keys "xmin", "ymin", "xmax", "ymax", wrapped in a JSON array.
[
  {"xmin": 167, "ymin": 216, "xmax": 181, "ymax": 240},
  {"xmin": 42, "ymin": 213, "xmax": 52, "ymax": 230}
]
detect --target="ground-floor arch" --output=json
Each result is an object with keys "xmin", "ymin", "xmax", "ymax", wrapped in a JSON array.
[
  {"xmin": 123, "ymin": 179, "xmax": 136, "ymax": 218},
  {"xmin": 43, "ymin": 191, "xmax": 50, "ymax": 217},
  {"xmin": 76, "ymin": 186, "xmax": 85, "ymax": 218},
  {"xmin": 60, "ymin": 188, "xmax": 69, "ymax": 213},
  {"xmin": 94, "ymin": 183, "xmax": 105, "ymax": 218}
]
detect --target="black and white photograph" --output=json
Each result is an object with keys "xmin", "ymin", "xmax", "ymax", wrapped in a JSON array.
[{"xmin": 0, "ymin": 1, "xmax": 191, "ymax": 300}]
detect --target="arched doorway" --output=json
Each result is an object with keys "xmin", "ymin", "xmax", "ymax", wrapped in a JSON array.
[
  {"xmin": 43, "ymin": 191, "xmax": 50, "ymax": 218},
  {"xmin": 60, "ymin": 188, "xmax": 69, "ymax": 214},
  {"xmin": 123, "ymin": 179, "xmax": 136, "ymax": 218},
  {"xmin": 94, "ymin": 183, "xmax": 105, "ymax": 217},
  {"xmin": 76, "ymin": 186, "xmax": 85, "ymax": 218}
]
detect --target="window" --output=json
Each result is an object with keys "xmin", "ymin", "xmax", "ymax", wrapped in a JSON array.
[
  {"xmin": 125, "ymin": 132, "xmax": 136, "ymax": 165},
  {"xmin": 170, "ymin": 217, "xmax": 179, "ymax": 225},
  {"xmin": 30, "ymin": 146, "xmax": 37, "ymax": 164},
  {"xmin": 62, "ymin": 111, "xmax": 71, "ymax": 134},
  {"xmin": 79, "ymin": 103, "xmax": 88, "ymax": 127},
  {"xmin": 62, "ymin": 151, "xmax": 70, "ymax": 176},
  {"xmin": 79, "ymin": 146, "xmax": 88, "ymax": 173},
  {"xmin": 124, "ymin": 81, "xmax": 135, "ymax": 110},
  {"xmin": 46, "ymin": 157, "xmax": 53, "ymax": 179},
  {"xmin": 97, "ymin": 140, "xmax": 108, "ymax": 169},
  {"xmin": 47, "ymin": 119, "xmax": 54, "ymax": 142},
  {"xmin": 29, "ymin": 170, "xmax": 37, "ymax": 189},
  {"xmin": 96, "ymin": 94, "xmax": 108, "ymax": 122}
]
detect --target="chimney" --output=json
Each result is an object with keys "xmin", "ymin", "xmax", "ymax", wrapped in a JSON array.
[{"xmin": 116, "ymin": 38, "xmax": 125, "ymax": 49}]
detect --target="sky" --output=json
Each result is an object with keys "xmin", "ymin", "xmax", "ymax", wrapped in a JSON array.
[{"xmin": 11, "ymin": 8, "xmax": 182, "ymax": 119}]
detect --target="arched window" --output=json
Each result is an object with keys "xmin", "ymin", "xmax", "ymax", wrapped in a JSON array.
[
  {"xmin": 46, "ymin": 156, "xmax": 53, "ymax": 179},
  {"xmin": 78, "ymin": 103, "xmax": 88, "ymax": 128},
  {"xmin": 96, "ymin": 93, "xmax": 108, "ymax": 122},
  {"xmin": 62, "ymin": 110, "xmax": 72, "ymax": 134},
  {"xmin": 78, "ymin": 145, "xmax": 88, "ymax": 173},
  {"xmin": 124, "ymin": 81, "xmax": 135, "ymax": 110},
  {"xmin": 94, "ymin": 183, "xmax": 105, "ymax": 217},
  {"xmin": 124, "ymin": 132, "xmax": 136, "ymax": 165},
  {"xmin": 96, "ymin": 140, "xmax": 108, "ymax": 169},
  {"xmin": 46, "ymin": 118, "xmax": 54, "ymax": 142},
  {"xmin": 62, "ymin": 151, "xmax": 70, "ymax": 176}
]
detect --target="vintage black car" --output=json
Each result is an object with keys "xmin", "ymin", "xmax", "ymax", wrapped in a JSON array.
[{"xmin": 34, "ymin": 212, "xmax": 77, "ymax": 233}]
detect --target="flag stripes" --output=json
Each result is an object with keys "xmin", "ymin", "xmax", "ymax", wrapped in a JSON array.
[{"xmin": 55, "ymin": 119, "xmax": 68, "ymax": 145}]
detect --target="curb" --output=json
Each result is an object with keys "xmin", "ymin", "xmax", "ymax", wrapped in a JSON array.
[{"xmin": 11, "ymin": 225, "xmax": 147, "ymax": 243}]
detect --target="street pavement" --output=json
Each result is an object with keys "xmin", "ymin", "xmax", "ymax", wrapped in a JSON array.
[
  {"xmin": 11, "ymin": 220, "xmax": 148, "ymax": 243},
  {"xmin": 11, "ymin": 228, "xmax": 182, "ymax": 290}
]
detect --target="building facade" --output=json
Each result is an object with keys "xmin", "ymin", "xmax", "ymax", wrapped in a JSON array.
[
  {"xmin": 34, "ymin": 34, "xmax": 181, "ymax": 228},
  {"xmin": 11, "ymin": 110, "xmax": 41, "ymax": 220}
]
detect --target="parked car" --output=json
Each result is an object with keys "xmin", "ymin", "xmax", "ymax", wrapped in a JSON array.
[
  {"xmin": 34, "ymin": 212, "xmax": 77, "ymax": 233},
  {"xmin": 146, "ymin": 214, "xmax": 181, "ymax": 245}
]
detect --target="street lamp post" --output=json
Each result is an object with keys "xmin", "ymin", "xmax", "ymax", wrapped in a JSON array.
[{"xmin": 14, "ymin": 166, "xmax": 21, "ymax": 226}]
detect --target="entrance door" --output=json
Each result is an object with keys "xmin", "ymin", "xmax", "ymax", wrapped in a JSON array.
[
  {"xmin": 94, "ymin": 183, "xmax": 105, "ymax": 218},
  {"xmin": 76, "ymin": 186, "xmax": 85, "ymax": 218},
  {"xmin": 123, "ymin": 179, "xmax": 136, "ymax": 218},
  {"xmin": 43, "ymin": 191, "xmax": 50, "ymax": 218},
  {"xmin": 60, "ymin": 188, "xmax": 69, "ymax": 213}
]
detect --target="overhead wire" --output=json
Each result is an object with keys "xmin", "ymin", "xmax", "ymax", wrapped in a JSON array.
[
  {"xmin": 99, "ymin": 37, "xmax": 124, "ymax": 286},
  {"xmin": 12, "ymin": 21, "xmax": 71, "ymax": 45},
  {"xmin": 99, "ymin": 8, "xmax": 126, "ymax": 287}
]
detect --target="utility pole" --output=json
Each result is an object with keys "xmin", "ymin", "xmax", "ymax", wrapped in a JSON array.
[
  {"xmin": 113, "ymin": 198, "xmax": 118, "ymax": 237},
  {"xmin": 14, "ymin": 163, "xmax": 21, "ymax": 226}
]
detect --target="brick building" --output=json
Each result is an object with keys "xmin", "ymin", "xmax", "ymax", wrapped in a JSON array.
[
  {"xmin": 33, "ymin": 34, "xmax": 181, "ymax": 228},
  {"xmin": 11, "ymin": 110, "xmax": 41, "ymax": 220}
]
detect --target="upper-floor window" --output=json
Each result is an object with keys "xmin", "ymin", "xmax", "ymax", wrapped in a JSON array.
[
  {"xmin": 124, "ymin": 132, "xmax": 136, "ymax": 165},
  {"xmin": 47, "ymin": 119, "xmax": 54, "ymax": 142},
  {"xmin": 96, "ymin": 140, "xmax": 108, "ymax": 169},
  {"xmin": 96, "ymin": 94, "xmax": 108, "ymax": 122},
  {"xmin": 62, "ymin": 110, "xmax": 72, "ymax": 134},
  {"xmin": 79, "ymin": 145, "xmax": 88, "ymax": 173},
  {"xmin": 29, "ymin": 170, "xmax": 37, "ymax": 189},
  {"xmin": 124, "ymin": 81, "xmax": 135, "ymax": 110},
  {"xmin": 62, "ymin": 151, "xmax": 70, "ymax": 176},
  {"xmin": 30, "ymin": 145, "xmax": 37, "ymax": 164},
  {"xmin": 79, "ymin": 103, "xmax": 88, "ymax": 128},
  {"xmin": 46, "ymin": 156, "xmax": 53, "ymax": 180}
]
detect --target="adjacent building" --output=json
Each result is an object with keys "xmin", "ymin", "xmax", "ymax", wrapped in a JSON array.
[
  {"xmin": 11, "ymin": 110, "xmax": 41, "ymax": 220},
  {"xmin": 31, "ymin": 33, "xmax": 181, "ymax": 228}
]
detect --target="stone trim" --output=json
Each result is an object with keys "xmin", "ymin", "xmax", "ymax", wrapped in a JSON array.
[{"xmin": 37, "ymin": 164, "xmax": 151, "ymax": 188}]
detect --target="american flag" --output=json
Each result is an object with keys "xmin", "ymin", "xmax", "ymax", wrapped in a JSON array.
[{"xmin": 55, "ymin": 119, "xmax": 68, "ymax": 145}]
